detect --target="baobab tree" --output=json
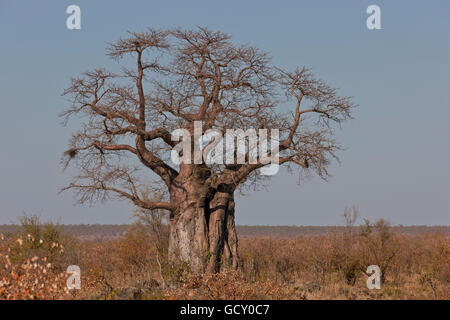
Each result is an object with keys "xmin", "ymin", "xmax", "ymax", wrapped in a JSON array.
[{"xmin": 61, "ymin": 27, "xmax": 355, "ymax": 273}]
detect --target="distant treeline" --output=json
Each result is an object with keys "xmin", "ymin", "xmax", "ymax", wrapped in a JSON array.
[
  {"xmin": 0, "ymin": 224, "xmax": 448, "ymax": 240},
  {"xmin": 236, "ymin": 225, "xmax": 450, "ymax": 237},
  {"xmin": 0, "ymin": 224, "xmax": 128, "ymax": 241}
]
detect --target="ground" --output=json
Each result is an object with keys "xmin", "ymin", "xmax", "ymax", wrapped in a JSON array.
[{"xmin": 0, "ymin": 222, "xmax": 448, "ymax": 300}]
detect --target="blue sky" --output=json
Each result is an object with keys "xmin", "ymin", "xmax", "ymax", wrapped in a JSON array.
[{"xmin": 0, "ymin": 0, "xmax": 449, "ymax": 225}]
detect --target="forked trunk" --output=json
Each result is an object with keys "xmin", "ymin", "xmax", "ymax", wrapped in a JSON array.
[{"xmin": 168, "ymin": 175, "xmax": 239, "ymax": 273}]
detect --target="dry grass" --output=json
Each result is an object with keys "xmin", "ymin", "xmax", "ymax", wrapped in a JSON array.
[{"xmin": 0, "ymin": 216, "xmax": 448, "ymax": 300}]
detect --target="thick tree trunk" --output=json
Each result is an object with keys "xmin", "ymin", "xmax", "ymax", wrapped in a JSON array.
[
  {"xmin": 168, "ymin": 173, "xmax": 239, "ymax": 273},
  {"xmin": 168, "ymin": 198, "xmax": 209, "ymax": 272},
  {"xmin": 206, "ymin": 192, "xmax": 239, "ymax": 273}
]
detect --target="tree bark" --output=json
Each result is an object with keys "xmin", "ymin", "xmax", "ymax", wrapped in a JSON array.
[
  {"xmin": 206, "ymin": 192, "xmax": 239, "ymax": 273},
  {"xmin": 223, "ymin": 197, "xmax": 239, "ymax": 270},
  {"xmin": 168, "ymin": 172, "xmax": 239, "ymax": 273}
]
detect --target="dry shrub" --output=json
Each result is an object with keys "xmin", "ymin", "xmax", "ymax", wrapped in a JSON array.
[
  {"xmin": 237, "ymin": 219, "xmax": 449, "ymax": 300},
  {"xmin": 1, "ymin": 214, "xmax": 449, "ymax": 300},
  {"xmin": 8, "ymin": 215, "xmax": 77, "ymax": 271},
  {"xmin": 76, "ymin": 226, "xmax": 159, "ymax": 299},
  {"xmin": 162, "ymin": 270, "xmax": 302, "ymax": 300},
  {"xmin": 0, "ymin": 255, "xmax": 72, "ymax": 299},
  {"xmin": 0, "ymin": 215, "xmax": 83, "ymax": 300},
  {"xmin": 0, "ymin": 230, "xmax": 73, "ymax": 300}
]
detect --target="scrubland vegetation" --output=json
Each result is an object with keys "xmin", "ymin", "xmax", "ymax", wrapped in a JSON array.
[{"xmin": 0, "ymin": 213, "xmax": 448, "ymax": 300}]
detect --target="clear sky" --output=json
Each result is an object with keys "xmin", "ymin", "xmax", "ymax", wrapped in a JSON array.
[{"xmin": 0, "ymin": 0, "xmax": 449, "ymax": 225}]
